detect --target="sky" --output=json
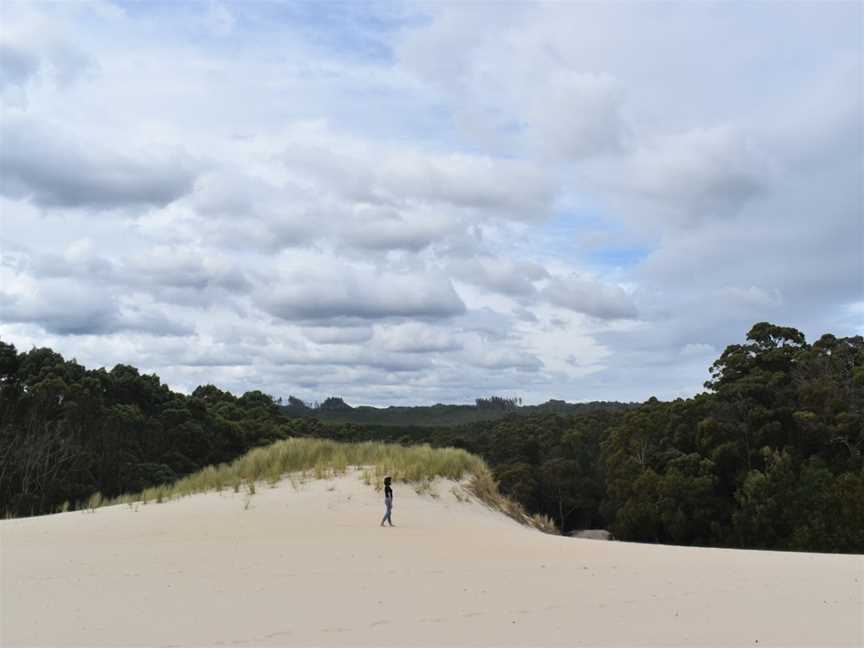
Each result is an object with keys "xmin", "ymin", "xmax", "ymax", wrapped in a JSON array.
[{"xmin": 0, "ymin": 1, "xmax": 861, "ymax": 406}]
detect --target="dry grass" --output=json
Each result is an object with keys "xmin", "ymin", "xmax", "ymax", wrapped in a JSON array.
[
  {"xmin": 91, "ymin": 438, "xmax": 556, "ymax": 533},
  {"xmin": 86, "ymin": 492, "xmax": 103, "ymax": 512},
  {"xmin": 465, "ymin": 464, "xmax": 557, "ymax": 533}
]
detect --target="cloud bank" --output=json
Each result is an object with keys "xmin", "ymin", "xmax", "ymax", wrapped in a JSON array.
[{"xmin": 0, "ymin": 1, "xmax": 860, "ymax": 404}]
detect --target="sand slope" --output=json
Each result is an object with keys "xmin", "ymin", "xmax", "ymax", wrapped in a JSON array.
[{"xmin": 2, "ymin": 473, "xmax": 862, "ymax": 647}]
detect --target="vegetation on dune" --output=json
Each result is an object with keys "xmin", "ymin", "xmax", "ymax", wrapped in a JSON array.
[
  {"xmin": 1, "ymin": 322, "xmax": 862, "ymax": 552},
  {"xmin": 72, "ymin": 437, "xmax": 556, "ymax": 532}
]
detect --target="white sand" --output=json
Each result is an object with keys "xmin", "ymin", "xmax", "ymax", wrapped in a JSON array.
[{"xmin": 2, "ymin": 473, "xmax": 862, "ymax": 648}]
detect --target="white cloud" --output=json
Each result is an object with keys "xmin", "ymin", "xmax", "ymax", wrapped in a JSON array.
[
  {"xmin": 0, "ymin": 277, "xmax": 193, "ymax": 336},
  {"xmin": 301, "ymin": 325, "xmax": 374, "ymax": 346},
  {"xmin": 0, "ymin": 1, "xmax": 858, "ymax": 405},
  {"xmin": 279, "ymin": 121, "xmax": 555, "ymax": 219},
  {"xmin": 339, "ymin": 205, "xmax": 463, "ymax": 253},
  {"xmin": 0, "ymin": 114, "xmax": 197, "ymax": 209},
  {"xmin": 541, "ymin": 275, "xmax": 637, "ymax": 320},
  {"xmin": 680, "ymin": 343, "xmax": 715, "ymax": 357},
  {"xmin": 0, "ymin": 2, "xmax": 96, "ymax": 97},
  {"xmin": 525, "ymin": 71, "xmax": 630, "ymax": 159},
  {"xmin": 448, "ymin": 256, "xmax": 548, "ymax": 297},
  {"xmin": 258, "ymin": 261, "xmax": 466, "ymax": 322},
  {"xmin": 374, "ymin": 322, "xmax": 462, "ymax": 354},
  {"xmin": 623, "ymin": 126, "xmax": 774, "ymax": 222},
  {"xmin": 717, "ymin": 285, "xmax": 783, "ymax": 310}
]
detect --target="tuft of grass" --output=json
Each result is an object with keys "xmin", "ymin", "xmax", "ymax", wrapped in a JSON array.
[
  {"xmin": 71, "ymin": 438, "xmax": 556, "ymax": 533},
  {"xmin": 86, "ymin": 492, "xmax": 103, "ymax": 512},
  {"xmin": 414, "ymin": 479, "xmax": 439, "ymax": 498},
  {"xmin": 450, "ymin": 485, "xmax": 470, "ymax": 503},
  {"xmin": 266, "ymin": 468, "xmax": 281, "ymax": 488},
  {"xmin": 287, "ymin": 473, "xmax": 303, "ymax": 491},
  {"xmin": 465, "ymin": 465, "xmax": 557, "ymax": 533}
]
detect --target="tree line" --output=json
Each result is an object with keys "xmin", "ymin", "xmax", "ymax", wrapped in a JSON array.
[
  {"xmin": 281, "ymin": 394, "xmax": 631, "ymax": 427},
  {"xmin": 1, "ymin": 322, "xmax": 861, "ymax": 553}
]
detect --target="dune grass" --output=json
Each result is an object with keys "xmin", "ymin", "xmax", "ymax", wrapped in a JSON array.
[{"xmin": 96, "ymin": 438, "xmax": 555, "ymax": 532}]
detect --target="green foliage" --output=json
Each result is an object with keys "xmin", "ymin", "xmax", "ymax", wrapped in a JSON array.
[
  {"xmin": 600, "ymin": 323, "xmax": 863, "ymax": 552},
  {"xmin": 86, "ymin": 492, "xmax": 103, "ymax": 512},
  {"xmin": 0, "ymin": 341, "xmax": 292, "ymax": 517}
]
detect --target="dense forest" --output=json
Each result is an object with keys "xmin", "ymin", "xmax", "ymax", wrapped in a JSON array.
[{"xmin": 1, "ymin": 322, "xmax": 862, "ymax": 553}]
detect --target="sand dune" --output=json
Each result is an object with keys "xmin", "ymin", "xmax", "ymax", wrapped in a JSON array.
[{"xmin": 2, "ymin": 473, "xmax": 862, "ymax": 647}]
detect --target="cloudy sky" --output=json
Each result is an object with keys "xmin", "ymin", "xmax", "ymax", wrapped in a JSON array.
[{"xmin": 0, "ymin": 1, "xmax": 861, "ymax": 405}]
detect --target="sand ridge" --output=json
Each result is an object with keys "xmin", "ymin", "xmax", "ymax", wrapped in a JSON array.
[{"xmin": 2, "ymin": 472, "xmax": 862, "ymax": 647}]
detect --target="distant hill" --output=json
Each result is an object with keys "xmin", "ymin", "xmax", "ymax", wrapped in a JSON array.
[{"xmin": 281, "ymin": 397, "xmax": 636, "ymax": 427}]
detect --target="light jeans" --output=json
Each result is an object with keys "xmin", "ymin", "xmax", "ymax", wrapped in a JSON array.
[{"xmin": 382, "ymin": 497, "xmax": 393, "ymax": 525}]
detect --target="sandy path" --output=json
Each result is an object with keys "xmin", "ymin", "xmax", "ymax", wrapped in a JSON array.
[{"xmin": 2, "ymin": 474, "xmax": 862, "ymax": 647}]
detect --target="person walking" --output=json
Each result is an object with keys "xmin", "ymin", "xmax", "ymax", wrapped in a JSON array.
[{"xmin": 380, "ymin": 476, "xmax": 394, "ymax": 527}]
